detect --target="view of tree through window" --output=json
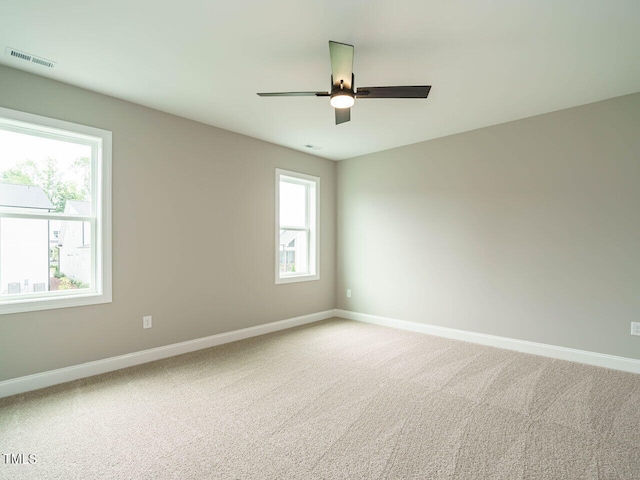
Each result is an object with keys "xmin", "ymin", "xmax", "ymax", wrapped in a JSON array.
[{"xmin": 0, "ymin": 128, "xmax": 93, "ymax": 297}]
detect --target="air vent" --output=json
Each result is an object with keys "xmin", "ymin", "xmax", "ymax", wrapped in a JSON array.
[
  {"xmin": 9, "ymin": 49, "xmax": 31, "ymax": 61},
  {"xmin": 5, "ymin": 47, "xmax": 56, "ymax": 68},
  {"xmin": 31, "ymin": 57, "xmax": 55, "ymax": 68},
  {"xmin": 304, "ymin": 144, "xmax": 322, "ymax": 151}
]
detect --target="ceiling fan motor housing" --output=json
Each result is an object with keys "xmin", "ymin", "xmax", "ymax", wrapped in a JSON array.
[{"xmin": 330, "ymin": 84, "xmax": 355, "ymax": 109}]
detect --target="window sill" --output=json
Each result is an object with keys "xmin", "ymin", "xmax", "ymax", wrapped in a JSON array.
[
  {"xmin": 276, "ymin": 273, "xmax": 319, "ymax": 285},
  {"xmin": 0, "ymin": 290, "xmax": 112, "ymax": 315}
]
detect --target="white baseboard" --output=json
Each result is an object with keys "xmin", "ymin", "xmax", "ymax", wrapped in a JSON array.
[
  {"xmin": 4, "ymin": 308, "xmax": 637, "ymax": 399},
  {"xmin": 335, "ymin": 309, "xmax": 640, "ymax": 375},
  {"xmin": 0, "ymin": 310, "xmax": 335, "ymax": 399}
]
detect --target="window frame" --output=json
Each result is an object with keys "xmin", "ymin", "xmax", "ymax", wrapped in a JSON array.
[
  {"xmin": 0, "ymin": 106, "xmax": 112, "ymax": 315},
  {"xmin": 275, "ymin": 168, "xmax": 319, "ymax": 284}
]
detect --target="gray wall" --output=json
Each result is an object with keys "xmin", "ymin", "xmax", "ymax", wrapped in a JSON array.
[
  {"xmin": 337, "ymin": 93, "xmax": 640, "ymax": 360},
  {"xmin": 0, "ymin": 65, "xmax": 336, "ymax": 381},
  {"xmin": 2, "ymin": 62, "xmax": 638, "ymax": 382}
]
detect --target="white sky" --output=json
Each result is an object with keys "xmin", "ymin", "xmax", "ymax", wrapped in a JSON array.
[
  {"xmin": 280, "ymin": 182, "xmax": 306, "ymax": 227},
  {"xmin": 0, "ymin": 129, "xmax": 90, "ymax": 186}
]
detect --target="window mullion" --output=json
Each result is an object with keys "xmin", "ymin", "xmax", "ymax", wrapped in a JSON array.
[
  {"xmin": 0, "ymin": 211, "xmax": 95, "ymax": 222},
  {"xmin": 280, "ymin": 225, "xmax": 306, "ymax": 231}
]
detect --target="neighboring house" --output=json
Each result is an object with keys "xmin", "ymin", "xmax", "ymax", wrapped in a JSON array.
[
  {"xmin": 279, "ymin": 230, "xmax": 297, "ymax": 273},
  {"xmin": 0, "ymin": 183, "xmax": 54, "ymax": 295},
  {"xmin": 58, "ymin": 200, "xmax": 91, "ymax": 285}
]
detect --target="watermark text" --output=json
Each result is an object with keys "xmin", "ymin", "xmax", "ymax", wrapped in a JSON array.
[{"xmin": 2, "ymin": 453, "xmax": 37, "ymax": 465}]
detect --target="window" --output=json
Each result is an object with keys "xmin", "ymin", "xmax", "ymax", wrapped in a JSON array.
[
  {"xmin": 0, "ymin": 106, "xmax": 112, "ymax": 314},
  {"xmin": 275, "ymin": 169, "xmax": 319, "ymax": 284}
]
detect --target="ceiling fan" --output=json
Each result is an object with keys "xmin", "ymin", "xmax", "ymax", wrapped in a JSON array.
[{"xmin": 257, "ymin": 41, "xmax": 432, "ymax": 125}]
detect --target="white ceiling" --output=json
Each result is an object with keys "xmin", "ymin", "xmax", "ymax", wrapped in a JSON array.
[{"xmin": 1, "ymin": 1, "xmax": 639, "ymax": 160}]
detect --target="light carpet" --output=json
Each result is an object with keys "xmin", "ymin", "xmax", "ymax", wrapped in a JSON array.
[{"xmin": 1, "ymin": 318, "xmax": 639, "ymax": 479}]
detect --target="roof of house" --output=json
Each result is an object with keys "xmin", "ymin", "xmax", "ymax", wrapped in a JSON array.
[
  {"xmin": 58, "ymin": 200, "xmax": 91, "ymax": 247},
  {"xmin": 65, "ymin": 200, "xmax": 91, "ymax": 216},
  {"xmin": 279, "ymin": 230, "xmax": 299, "ymax": 246},
  {"xmin": 0, "ymin": 183, "xmax": 54, "ymax": 210}
]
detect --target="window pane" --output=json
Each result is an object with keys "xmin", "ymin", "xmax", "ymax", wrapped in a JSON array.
[
  {"xmin": 279, "ymin": 180, "xmax": 306, "ymax": 228},
  {"xmin": 279, "ymin": 229, "xmax": 309, "ymax": 274},
  {"xmin": 56, "ymin": 219, "xmax": 92, "ymax": 290},
  {"xmin": 0, "ymin": 129, "xmax": 92, "ymax": 214},
  {"xmin": 1, "ymin": 217, "xmax": 50, "ymax": 296},
  {"xmin": 0, "ymin": 217, "xmax": 91, "ymax": 297}
]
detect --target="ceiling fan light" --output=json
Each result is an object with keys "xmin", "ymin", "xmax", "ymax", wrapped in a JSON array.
[{"xmin": 330, "ymin": 93, "xmax": 355, "ymax": 109}]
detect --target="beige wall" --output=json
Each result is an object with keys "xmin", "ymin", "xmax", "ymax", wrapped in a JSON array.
[
  {"xmin": 2, "ymin": 63, "xmax": 638, "ymax": 382},
  {"xmin": 337, "ymin": 93, "xmax": 640, "ymax": 360},
  {"xmin": 0, "ymin": 65, "xmax": 336, "ymax": 381}
]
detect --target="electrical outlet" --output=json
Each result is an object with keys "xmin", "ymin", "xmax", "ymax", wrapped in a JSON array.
[
  {"xmin": 631, "ymin": 322, "xmax": 640, "ymax": 336},
  {"xmin": 143, "ymin": 315, "xmax": 152, "ymax": 329},
  {"xmin": 346, "ymin": 289, "xmax": 351, "ymax": 298}
]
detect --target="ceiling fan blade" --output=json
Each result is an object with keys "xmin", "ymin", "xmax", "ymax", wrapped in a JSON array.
[
  {"xmin": 257, "ymin": 91, "xmax": 330, "ymax": 97},
  {"xmin": 356, "ymin": 86, "xmax": 431, "ymax": 99},
  {"xmin": 335, "ymin": 108, "xmax": 351, "ymax": 125},
  {"xmin": 329, "ymin": 41, "xmax": 354, "ymax": 90}
]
